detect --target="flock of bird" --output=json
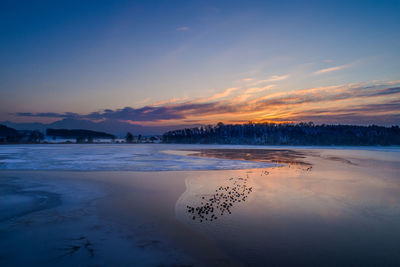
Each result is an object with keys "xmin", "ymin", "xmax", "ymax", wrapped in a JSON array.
[
  {"xmin": 186, "ymin": 162, "xmax": 313, "ymax": 223},
  {"xmin": 186, "ymin": 177, "xmax": 253, "ymax": 223}
]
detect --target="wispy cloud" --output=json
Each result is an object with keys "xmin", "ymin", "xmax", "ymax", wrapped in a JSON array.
[
  {"xmin": 194, "ymin": 87, "xmax": 239, "ymax": 103},
  {"xmin": 176, "ymin": 26, "xmax": 190, "ymax": 31},
  {"xmin": 267, "ymin": 74, "xmax": 289, "ymax": 82},
  {"xmin": 152, "ymin": 96, "xmax": 189, "ymax": 106},
  {"xmin": 313, "ymin": 63, "xmax": 350, "ymax": 75},
  {"xmin": 252, "ymin": 74, "xmax": 289, "ymax": 85},
  {"xmin": 15, "ymin": 112, "xmax": 80, "ymax": 119},
  {"xmin": 239, "ymin": 77, "xmax": 254, "ymax": 82},
  {"xmin": 231, "ymin": 85, "xmax": 276, "ymax": 102},
  {"xmin": 209, "ymin": 87, "xmax": 238, "ymax": 99},
  {"xmin": 14, "ymin": 81, "xmax": 400, "ymax": 125},
  {"xmin": 243, "ymin": 84, "xmax": 276, "ymax": 95}
]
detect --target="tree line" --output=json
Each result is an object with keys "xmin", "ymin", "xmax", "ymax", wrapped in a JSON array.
[
  {"xmin": 46, "ymin": 128, "xmax": 115, "ymax": 143},
  {"xmin": 162, "ymin": 122, "xmax": 400, "ymax": 146},
  {"xmin": 0, "ymin": 125, "xmax": 44, "ymax": 143}
]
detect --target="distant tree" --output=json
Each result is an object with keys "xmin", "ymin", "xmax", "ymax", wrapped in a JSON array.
[
  {"xmin": 162, "ymin": 122, "xmax": 400, "ymax": 146},
  {"xmin": 46, "ymin": 128, "xmax": 115, "ymax": 139},
  {"xmin": 125, "ymin": 132, "xmax": 134, "ymax": 143},
  {"xmin": 137, "ymin": 134, "xmax": 142, "ymax": 142},
  {"xmin": 28, "ymin": 130, "xmax": 44, "ymax": 143},
  {"xmin": 0, "ymin": 124, "xmax": 20, "ymax": 143},
  {"xmin": 76, "ymin": 137, "xmax": 85, "ymax": 143}
]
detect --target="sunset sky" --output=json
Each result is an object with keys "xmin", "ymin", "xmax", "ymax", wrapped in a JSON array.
[{"xmin": 1, "ymin": 0, "xmax": 399, "ymax": 127}]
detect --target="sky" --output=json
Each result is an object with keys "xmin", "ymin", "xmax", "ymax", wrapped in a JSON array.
[{"xmin": 1, "ymin": 0, "xmax": 400, "ymax": 127}]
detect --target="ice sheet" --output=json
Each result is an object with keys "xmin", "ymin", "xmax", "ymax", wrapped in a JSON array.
[
  {"xmin": 1, "ymin": 144, "xmax": 399, "ymax": 171},
  {"xmin": 0, "ymin": 144, "xmax": 277, "ymax": 171}
]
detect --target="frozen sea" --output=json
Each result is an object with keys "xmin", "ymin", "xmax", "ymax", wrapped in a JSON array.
[
  {"xmin": 1, "ymin": 144, "xmax": 400, "ymax": 266},
  {"xmin": 1, "ymin": 143, "xmax": 398, "ymax": 171},
  {"xmin": 0, "ymin": 144, "xmax": 279, "ymax": 171}
]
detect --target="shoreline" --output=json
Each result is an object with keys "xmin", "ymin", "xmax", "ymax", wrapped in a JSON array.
[{"xmin": 2, "ymin": 142, "xmax": 400, "ymax": 148}]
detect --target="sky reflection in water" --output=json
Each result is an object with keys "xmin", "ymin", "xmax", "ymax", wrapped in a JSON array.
[{"xmin": 177, "ymin": 149, "xmax": 400, "ymax": 266}]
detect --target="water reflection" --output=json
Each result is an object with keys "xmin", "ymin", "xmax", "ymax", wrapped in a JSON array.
[
  {"xmin": 186, "ymin": 176, "xmax": 253, "ymax": 222},
  {"xmin": 177, "ymin": 148, "xmax": 400, "ymax": 266},
  {"xmin": 187, "ymin": 149, "xmax": 313, "ymax": 166}
]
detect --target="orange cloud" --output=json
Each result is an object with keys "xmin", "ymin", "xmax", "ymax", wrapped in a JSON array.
[
  {"xmin": 313, "ymin": 64, "xmax": 350, "ymax": 75},
  {"xmin": 152, "ymin": 96, "xmax": 189, "ymax": 106},
  {"xmin": 252, "ymin": 74, "xmax": 289, "ymax": 85},
  {"xmin": 15, "ymin": 81, "xmax": 400, "ymax": 126},
  {"xmin": 193, "ymin": 87, "xmax": 239, "ymax": 103}
]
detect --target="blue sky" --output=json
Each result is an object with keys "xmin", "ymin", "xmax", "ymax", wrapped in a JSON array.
[{"xmin": 1, "ymin": 0, "xmax": 399, "ymax": 125}]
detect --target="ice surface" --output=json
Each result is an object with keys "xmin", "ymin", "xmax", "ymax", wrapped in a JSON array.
[
  {"xmin": 0, "ymin": 144, "xmax": 278, "ymax": 171},
  {"xmin": 1, "ymin": 144, "xmax": 398, "ymax": 171}
]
